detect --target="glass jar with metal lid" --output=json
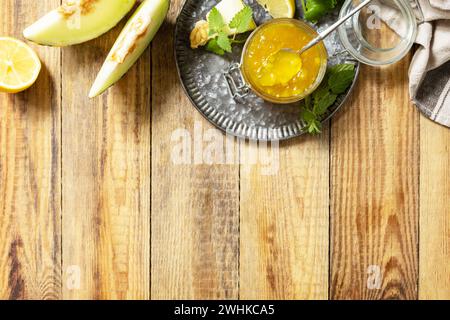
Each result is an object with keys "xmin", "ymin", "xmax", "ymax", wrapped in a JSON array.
[{"xmin": 224, "ymin": 0, "xmax": 419, "ymax": 102}]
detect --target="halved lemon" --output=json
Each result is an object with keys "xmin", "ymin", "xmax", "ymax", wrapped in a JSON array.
[
  {"xmin": 256, "ymin": 0, "xmax": 296, "ymax": 18},
  {"xmin": 0, "ymin": 37, "xmax": 41, "ymax": 93}
]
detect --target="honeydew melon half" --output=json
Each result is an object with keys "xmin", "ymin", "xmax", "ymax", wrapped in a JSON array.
[
  {"xmin": 89, "ymin": 0, "xmax": 169, "ymax": 98},
  {"xmin": 23, "ymin": 0, "xmax": 137, "ymax": 47}
]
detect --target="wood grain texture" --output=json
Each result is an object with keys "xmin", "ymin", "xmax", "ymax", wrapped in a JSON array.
[
  {"xmin": 151, "ymin": 0, "xmax": 240, "ymax": 299},
  {"xmin": 330, "ymin": 59, "xmax": 419, "ymax": 299},
  {"xmin": 240, "ymin": 133, "xmax": 330, "ymax": 300},
  {"xmin": 419, "ymin": 118, "xmax": 450, "ymax": 300},
  {"xmin": 61, "ymin": 18, "xmax": 151, "ymax": 299},
  {"xmin": 0, "ymin": 0, "xmax": 61, "ymax": 300},
  {"xmin": 3, "ymin": 0, "xmax": 450, "ymax": 301}
]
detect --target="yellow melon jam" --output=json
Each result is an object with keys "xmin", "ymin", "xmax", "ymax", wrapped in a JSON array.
[{"xmin": 241, "ymin": 19, "xmax": 328, "ymax": 103}]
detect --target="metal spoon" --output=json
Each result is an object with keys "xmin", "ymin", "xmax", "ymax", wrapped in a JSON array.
[{"xmin": 286, "ymin": 0, "xmax": 372, "ymax": 56}]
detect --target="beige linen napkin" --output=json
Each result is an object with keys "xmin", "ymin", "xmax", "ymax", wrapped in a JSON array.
[
  {"xmin": 375, "ymin": 0, "xmax": 450, "ymax": 127},
  {"xmin": 410, "ymin": 0, "xmax": 450, "ymax": 126}
]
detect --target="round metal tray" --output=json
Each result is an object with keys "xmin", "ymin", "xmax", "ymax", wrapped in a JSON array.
[{"xmin": 174, "ymin": 0, "xmax": 360, "ymax": 141}]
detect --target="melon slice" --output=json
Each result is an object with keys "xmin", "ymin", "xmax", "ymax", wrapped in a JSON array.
[
  {"xmin": 23, "ymin": 0, "xmax": 137, "ymax": 46},
  {"xmin": 89, "ymin": 0, "xmax": 169, "ymax": 98}
]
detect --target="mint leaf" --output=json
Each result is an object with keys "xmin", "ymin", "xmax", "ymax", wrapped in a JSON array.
[
  {"xmin": 312, "ymin": 86, "xmax": 329, "ymax": 104},
  {"xmin": 302, "ymin": 108, "xmax": 316, "ymax": 122},
  {"xmin": 329, "ymin": 63, "xmax": 354, "ymax": 74},
  {"xmin": 300, "ymin": 63, "xmax": 356, "ymax": 135},
  {"xmin": 314, "ymin": 92, "xmax": 337, "ymax": 115},
  {"xmin": 208, "ymin": 7, "xmax": 226, "ymax": 34},
  {"xmin": 205, "ymin": 38, "xmax": 225, "ymax": 55},
  {"xmin": 307, "ymin": 119, "xmax": 322, "ymax": 134},
  {"xmin": 328, "ymin": 68, "xmax": 356, "ymax": 94},
  {"xmin": 229, "ymin": 5, "xmax": 253, "ymax": 34},
  {"xmin": 301, "ymin": 105, "xmax": 322, "ymax": 134},
  {"xmin": 216, "ymin": 32, "xmax": 232, "ymax": 52}
]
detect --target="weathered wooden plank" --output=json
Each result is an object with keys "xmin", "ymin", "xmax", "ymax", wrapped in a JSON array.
[
  {"xmin": 239, "ymin": 134, "xmax": 330, "ymax": 300},
  {"xmin": 151, "ymin": 0, "xmax": 240, "ymax": 299},
  {"xmin": 330, "ymin": 60, "xmax": 419, "ymax": 299},
  {"xmin": 419, "ymin": 118, "xmax": 450, "ymax": 300},
  {"xmin": 61, "ymin": 16, "xmax": 151, "ymax": 299},
  {"xmin": 0, "ymin": 0, "xmax": 61, "ymax": 300}
]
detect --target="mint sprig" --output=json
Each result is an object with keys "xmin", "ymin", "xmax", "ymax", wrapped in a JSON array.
[
  {"xmin": 205, "ymin": 5, "xmax": 253, "ymax": 55},
  {"xmin": 205, "ymin": 38, "xmax": 225, "ymax": 55},
  {"xmin": 328, "ymin": 64, "xmax": 356, "ymax": 94},
  {"xmin": 217, "ymin": 32, "xmax": 232, "ymax": 53},
  {"xmin": 208, "ymin": 7, "xmax": 226, "ymax": 35},
  {"xmin": 229, "ymin": 5, "xmax": 253, "ymax": 34},
  {"xmin": 301, "ymin": 63, "xmax": 356, "ymax": 134}
]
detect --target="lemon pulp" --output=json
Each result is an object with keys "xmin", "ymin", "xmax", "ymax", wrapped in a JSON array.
[
  {"xmin": 0, "ymin": 37, "xmax": 41, "ymax": 93},
  {"xmin": 256, "ymin": 0, "xmax": 296, "ymax": 18},
  {"xmin": 242, "ymin": 21, "xmax": 325, "ymax": 100}
]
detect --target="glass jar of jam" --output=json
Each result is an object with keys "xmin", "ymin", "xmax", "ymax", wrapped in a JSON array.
[{"xmin": 225, "ymin": 18, "xmax": 328, "ymax": 104}]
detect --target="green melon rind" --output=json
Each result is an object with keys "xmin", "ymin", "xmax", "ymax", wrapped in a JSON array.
[{"xmin": 89, "ymin": 0, "xmax": 169, "ymax": 98}]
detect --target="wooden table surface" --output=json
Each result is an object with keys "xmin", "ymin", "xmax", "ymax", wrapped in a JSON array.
[{"xmin": 1, "ymin": 0, "xmax": 449, "ymax": 300}]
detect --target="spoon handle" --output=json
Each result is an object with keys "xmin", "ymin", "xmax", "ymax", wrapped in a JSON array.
[{"xmin": 300, "ymin": 0, "xmax": 372, "ymax": 54}]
